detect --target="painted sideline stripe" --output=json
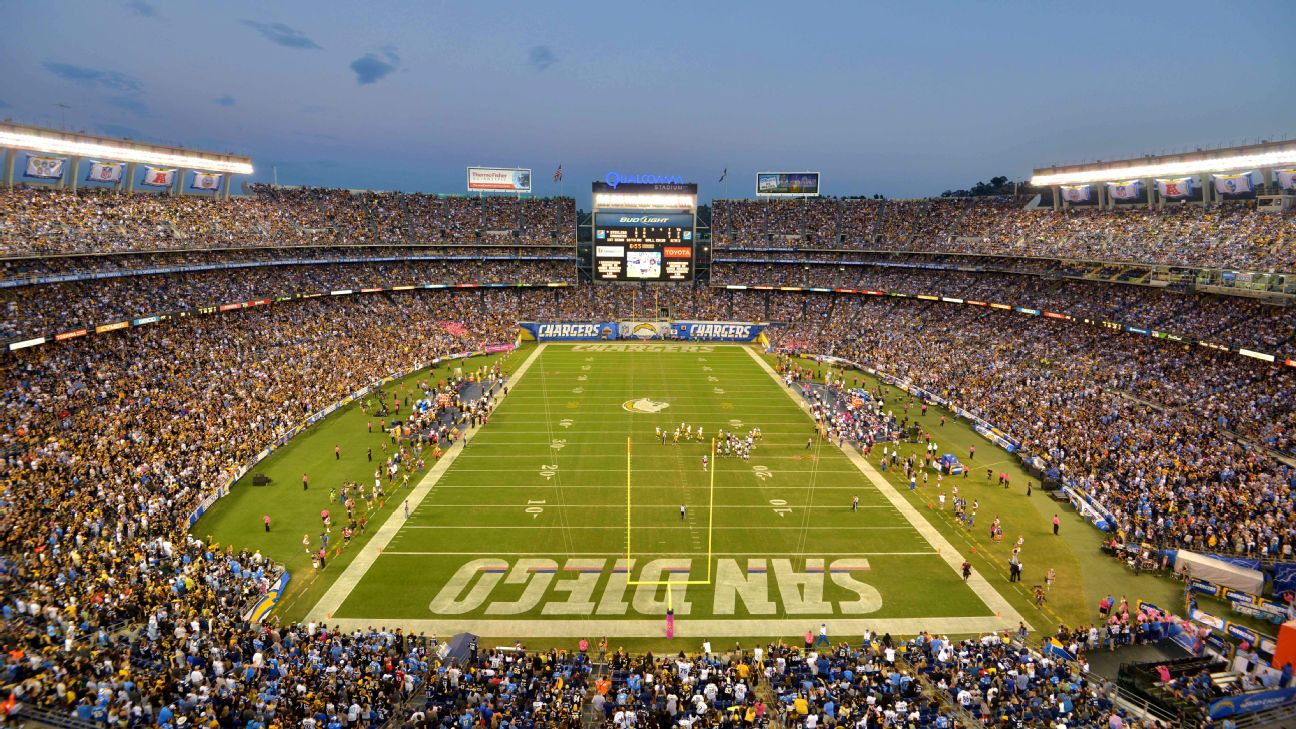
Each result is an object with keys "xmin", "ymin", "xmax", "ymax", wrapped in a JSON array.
[
  {"xmin": 446, "ymin": 468, "xmax": 865, "ymax": 473},
  {"xmin": 316, "ymin": 616, "xmax": 1004, "ymax": 638},
  {"xmin": 399, "ymin": 525, "xmax": 917, "ymax": 530},
  {"xmin": 378, "ymin": 547, "xmax": 938, "ymax": 552}
]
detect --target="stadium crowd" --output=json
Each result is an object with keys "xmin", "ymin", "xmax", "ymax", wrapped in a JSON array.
[
  {"xmin": 0, "ymin": 185, "xmax": 576, "ymax": 255},
  {"xmin": 3, "ymin": 183, "xmax": 1295, "ymax": 727},
  {"xmin": 4, "ymin": 184, "xmax": 1294, "ymax": 273},
  {"xmin": 4, "ymin": 262, "xmax": 1294, "ymax": 564},
  {"xmin": 9, "ymin": 247, "xmax": 1296, "ymax": 363},
  {"xmin": 0, "ymin": 259, "xmax": 573, "ymax": 340},
  {"xmin": 769, "ymin": 296, "xmax": 1296, "ymax": 558},
  {"xmin": 0, "ymin": 292, "xmax": 521, "ymax": 726},
  {"xmin": 711, "ymin": 263, "xmax": 1296, "ymax": 357},
  {"xmin": 713, "ymin": 197, "xmax": 1296, "ymax": 271}
]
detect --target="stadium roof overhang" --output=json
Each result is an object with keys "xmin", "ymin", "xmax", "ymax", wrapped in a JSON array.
[
  {"xmin": 0, "ymin": 122, "xmax": 253, "ymax": 175},
  {"xmin": 1030, "ymin": 139, "xmax": 1296, "ymax": 186}
]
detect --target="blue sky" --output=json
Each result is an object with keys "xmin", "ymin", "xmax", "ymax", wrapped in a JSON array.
[{"xmin": 1, "ymin": 1, "xmax": 1293, "ymax": 203}]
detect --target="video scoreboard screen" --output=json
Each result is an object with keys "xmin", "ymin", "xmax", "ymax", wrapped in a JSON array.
[
  {"xmin": 594, "ymin": 213, "xmax": 694, "ymax": 280},
  {"xmin": 587, "ymin": 180, "xmax": 698, "ymax": 282}
]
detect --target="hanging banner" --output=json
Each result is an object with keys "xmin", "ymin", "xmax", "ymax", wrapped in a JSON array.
[
  {"xmin": 1208, "ymin": 687, "xmax": 1296, "ymax": 720},
  {"xmin": 141, "ymin": 167, "xmax": 176, "ymax": 187},
  {"xmin": 25, "ymin": 155, "xmax": 65, "ymax": 179},
  {"xmin": 1272, "ymin": 562, "xmax": 1296, "ymax": 601},
  {"xmin": 86, "ymin": 161, "xmax": 125, "ymax": 183},
  {"xmin": 1106, "ymin": 180, "xmax": 1140, "ymax": 200},
  {"xmin": 1278, "ymin": 169, "xmax": 1296, "ymax": 191},
  {"xmin": 191, "ymin": 172, "xmax": 223, "ymax": 191},
  {"xmin": 1059, "ymin": 184, "xmax": 1091, "ymax": 202},
  {"xmin": 1213, "ymin": 172, "xmax": 1254, "ymax": 195},
  {"xmin": 517, "ymin": 322, "xmax": 619, "ymax": 341},
  {"xmin": 1156, "ymin": 177, "xmax": 1193, "ymax": 198},
  {"xmin": 671, "ymin": 321, "xmax": 766, "ymax": 342}
]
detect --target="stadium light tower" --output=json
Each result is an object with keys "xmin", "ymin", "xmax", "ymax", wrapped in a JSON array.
[
  {"xmin": 0, "ymin": 122, "xmax": 254, "ymax": 199},
  {"xmin": 1032, "ymin": 139, "xmax": 1296, "ymax": 211}
]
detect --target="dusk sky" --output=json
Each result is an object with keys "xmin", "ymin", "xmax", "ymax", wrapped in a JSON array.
[{"xmin": 2, "ymin": 1, "xmax": 1294, "ymax": 203}]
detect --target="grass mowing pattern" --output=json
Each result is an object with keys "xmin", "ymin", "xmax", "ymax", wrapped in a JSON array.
[{"xmin": 325, "ymin": 344, "xmax": 999, "ymax": 632}]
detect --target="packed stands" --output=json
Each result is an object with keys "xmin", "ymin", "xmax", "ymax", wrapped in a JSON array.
[
  {"xmin": 713, "ymin": 197, "xmax": 1296, "ymax": 272},
  {"xmin": 3, "ymin": 182, "xmax": 1296, "ymax": 727},
  {"xmin": 0, "ymin": 185, "xmax": 576, "ymax": 255}
]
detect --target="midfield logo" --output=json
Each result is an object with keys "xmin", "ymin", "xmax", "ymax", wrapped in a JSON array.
[{"xmin": 622, "ymin": 398, "xmax": 670, "ymax": 413}]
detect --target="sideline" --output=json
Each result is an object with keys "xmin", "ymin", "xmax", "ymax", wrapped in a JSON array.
[
  {"xmin": 304, "ymin": 344, "xmax": 549, "ymax": 621},
  {"xmin": 318, "ymin": 615, "xmax": 1011, "ymax": 639},
  {"xmin": 742, "ymin": 346, "xmax": 1030, "ymax": 632}
]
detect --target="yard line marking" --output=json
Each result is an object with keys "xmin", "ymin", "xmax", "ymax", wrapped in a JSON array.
[
  {"xmin": 445, "ymin": 468, "xmax": 866, "ymax": 473},
  {"xmin": 743, "ymin": 346, "xmax": 1029, "ymax": 632},
  {"xmin": 405, "ymin": 503, "xmax": 897, "ymax": 508},
  {"xmin": 378, "ymin": 550, "xmax": 938, "ymax": 556},
  {"xmin": 304, "ymin": 343, "xmax": 549, "ymax": 623},
  {"xmin": 451, "ymin": 454, "xmax": 863, "ymax": 460},
  {"xmin": 399, "ymin": 521, "xmax": 917, "ymax": 526},
  {"xmin": 430, "ymin": 477, "xmax": 876, "ymax": 482}
]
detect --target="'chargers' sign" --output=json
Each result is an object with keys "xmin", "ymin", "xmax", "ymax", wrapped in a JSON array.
[
  {"xmin": 1208, "ymin": 686, "xmax": 1296, "ymax": 719},
  {"xmin": 672, "ymin": 321, "xmax": 765, "ymax": 342},
  {"xmin": 519, "ymin": 322, "xmax": 619, "ymax": 341}
]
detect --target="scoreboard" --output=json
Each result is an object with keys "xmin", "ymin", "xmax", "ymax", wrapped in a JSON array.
[
  {"xmin": 594, "ymin": 212, "xmax": 694, "ymax": 280},
  {"xmin": 586, "ymin": 180, "xmax": 698, "ymax": 282}
]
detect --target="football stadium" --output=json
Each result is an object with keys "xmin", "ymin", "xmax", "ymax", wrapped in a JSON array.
[{"xmin": 3, "ymin": 3, "xmax": 1296, "ymax": 728}]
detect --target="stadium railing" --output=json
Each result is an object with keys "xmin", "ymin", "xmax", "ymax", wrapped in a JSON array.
[{"xmin": 13, "ymin": 705, "xmax": 103, "ymax": 729}]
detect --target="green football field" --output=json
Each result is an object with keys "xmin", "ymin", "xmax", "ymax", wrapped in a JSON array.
[
  {"xmin": 197, "ymin": 340, "xmax": 1219, "ymax": 649},
  {"xmin": 300, "ymin": 343, "xmax": 1025, "ymax": 639}
]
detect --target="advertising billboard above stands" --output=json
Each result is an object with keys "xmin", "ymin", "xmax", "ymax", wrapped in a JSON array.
[
  {"xmin": 756, "ymin": 172, "xmax": 820, "ymax": 197},
  {"xmin": 589, "ymin": 177, "xmax": 699, "ymax": 282},
  {"xmin": 467, "ymin": 167, "xmax": 532, "ymax": 193}
]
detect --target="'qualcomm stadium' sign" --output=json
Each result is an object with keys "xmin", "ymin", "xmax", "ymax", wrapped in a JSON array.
[{"xmin": 604, "ymin": 172, "xmax": 685, "ymax": 189}]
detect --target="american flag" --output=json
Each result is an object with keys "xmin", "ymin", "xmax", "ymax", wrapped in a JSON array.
[{"xmin": 552, "ymin": 164, "xmax": 563, "ymax": 182}]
